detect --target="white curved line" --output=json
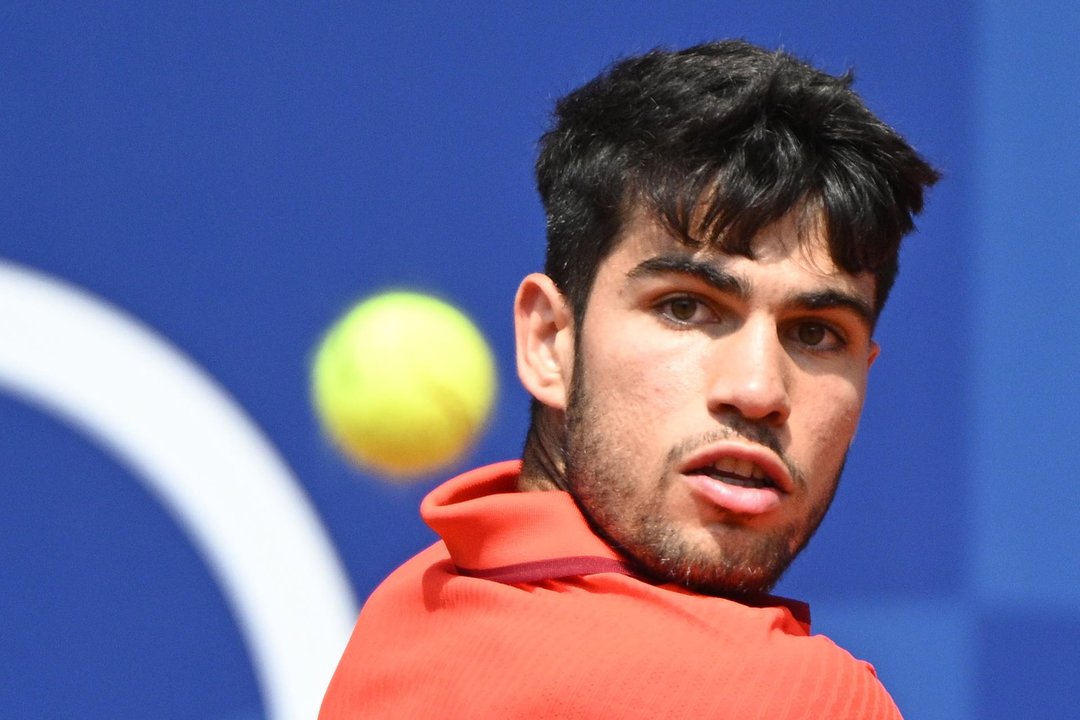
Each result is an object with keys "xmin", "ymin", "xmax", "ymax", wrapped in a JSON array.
[{"xmin": 0, "ymin": 260, "xmax": 357, "ymax": 720}]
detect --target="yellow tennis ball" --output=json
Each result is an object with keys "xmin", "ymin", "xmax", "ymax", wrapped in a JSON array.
[{"xmin": 311, "ymin": 291, "xmax": 497, "ymax": 478}]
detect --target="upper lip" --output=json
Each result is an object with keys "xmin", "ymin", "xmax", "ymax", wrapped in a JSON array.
[{"xmin": 678, "ymin": 440, "xmax": 794, "ymax": 494}]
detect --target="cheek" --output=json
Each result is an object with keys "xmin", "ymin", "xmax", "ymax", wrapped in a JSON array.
[
  {"xmin": 588, "ymin": 336, "xmax": 700, "ymax": 416},
  {"xmin": 795, "ymin": 379, "xmax": 866, "ymax": 466}
]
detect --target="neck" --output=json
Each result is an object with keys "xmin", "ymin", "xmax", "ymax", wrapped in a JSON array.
[{"xmin": 518, "ymin": 409, "xmax": 569, "ymax": 492}]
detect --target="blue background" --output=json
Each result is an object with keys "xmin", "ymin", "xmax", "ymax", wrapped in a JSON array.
[{"xmin": 2, "ymin": 2, "xmax": 1077, "ymax": 718}]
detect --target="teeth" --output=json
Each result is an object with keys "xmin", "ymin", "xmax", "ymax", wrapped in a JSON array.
[
  {"xmin": 709, "ymin": 457, "xmax": 770, "ymax": 486},
  {"xmin": 712, "ymin": 457, "xmax": 759, "ymax": 480},
  {"xmin": 714, "ymin": 457, "xmax": 738, "ymax": 474}
]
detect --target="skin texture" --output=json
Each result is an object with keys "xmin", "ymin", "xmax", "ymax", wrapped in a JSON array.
[{"xmin": 515, "ymin": 209, "xmax": 880, "ymax": 595}]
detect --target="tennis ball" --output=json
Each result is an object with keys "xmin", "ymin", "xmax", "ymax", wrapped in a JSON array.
[{"xmin": 311, "ymin": 291, "xmax": 497, "ymax": 478}]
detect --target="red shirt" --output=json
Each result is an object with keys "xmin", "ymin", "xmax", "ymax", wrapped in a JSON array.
[{"xmin": 320, "ymin": 461, "xmax": 903, "ymax": 719}]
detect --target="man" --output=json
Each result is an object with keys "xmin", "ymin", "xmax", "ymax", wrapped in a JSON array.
[{"xmin": 321, "ymin": 40, "xmax": 938, "ymax": 718}]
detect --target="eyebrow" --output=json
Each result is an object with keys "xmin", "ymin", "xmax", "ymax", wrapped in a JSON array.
[
  {"xmin": 627, "ymin": 255, "xmax": 749, "ymax": 299},
  {"xmin": 627, "ymin": 253, "xmax": 876, "ymax": 329},
  {"xmin": 793, "ymin": 290, "xmax": 876, "ymax": 329}
]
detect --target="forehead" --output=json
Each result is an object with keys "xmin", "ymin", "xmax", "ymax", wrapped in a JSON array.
[{"xmin": 601, "ymin": 209, "xmax": 877, "ymax": 305}]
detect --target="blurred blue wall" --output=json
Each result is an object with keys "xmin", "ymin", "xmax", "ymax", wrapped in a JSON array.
[{"xmin": 1, "ymin": 2, "xmax": 1076, "ymax": 718}]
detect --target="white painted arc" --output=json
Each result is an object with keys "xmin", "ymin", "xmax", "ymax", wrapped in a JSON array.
[{"xmin": 0, "ymin": 260, "xmax": 358, "ymax": 720}]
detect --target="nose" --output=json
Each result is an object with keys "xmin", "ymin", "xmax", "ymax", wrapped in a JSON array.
[{"xmin": 705, "ymin": 317, "xmax": 792, "ymax": 426}]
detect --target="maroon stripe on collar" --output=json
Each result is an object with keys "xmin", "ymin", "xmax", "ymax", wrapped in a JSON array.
[{"xmin": 456, "ymin": 556, "xmax": 637, "ymax": 585}]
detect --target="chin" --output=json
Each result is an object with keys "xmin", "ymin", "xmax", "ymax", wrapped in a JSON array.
[
  {"xmin": 626, "ymin": 522, "xmax": 797, "ymax": 597},
  {"xmin": 658, "ymin": 554, "xmax": 789, "ymax": 597},
  {"xmin": 685, "ymin": 564, "xmax": 787, "ymax": 597}
]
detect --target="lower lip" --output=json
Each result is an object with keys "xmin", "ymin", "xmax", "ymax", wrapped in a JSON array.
[{"xmin": 681, "ymin": 474, "xmax": 783, "ymax": 516}]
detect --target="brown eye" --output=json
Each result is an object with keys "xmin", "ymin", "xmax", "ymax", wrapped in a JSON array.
[
  {"xmin": 796, "ymin": 323, "xmax": 827, "ymax": 346},
  {"xmin": 668, "ymin": 298, "xmax": 699, "ymax": 322}
]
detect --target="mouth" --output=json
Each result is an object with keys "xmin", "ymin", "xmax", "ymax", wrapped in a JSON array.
[
  {"xmin": 697, "ymin": 457, "xmax": 777, "ymax": 490},
  {"xmin": 678, "ymin": 442, "xmax": 793, "ymax": 516},
  {"xmin": 681, "ymin": 441, "xmax": 793, "ymax": 492}
]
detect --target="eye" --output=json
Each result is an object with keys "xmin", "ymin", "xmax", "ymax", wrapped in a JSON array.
[
  {"xmin": 657, "ymin": 296, "xmax": 716, "ymax": 325},
  {"xmin": 668, "ymin": 297, "xmax": 698, "ymax": 321},
  {"xmin": 797, "ymin": 323, "xmax": 827, "ymax": 346},
  {"xmin": 789, "ymin": 321, "xmax": 845, "ymax": 351}
]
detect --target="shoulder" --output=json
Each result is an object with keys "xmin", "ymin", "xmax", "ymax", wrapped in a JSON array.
[{"xmin": 323, "ymin": 549, "xmax": 902, "ymax": 719}]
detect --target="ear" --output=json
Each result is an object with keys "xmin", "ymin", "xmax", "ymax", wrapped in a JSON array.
[
  {"xmin": 514, "ymin": 273, "xmax": 574, "ymax": 411},
  {"xmin": 867, "ymin": 340, "xmax": 881, "ymax": 370}
]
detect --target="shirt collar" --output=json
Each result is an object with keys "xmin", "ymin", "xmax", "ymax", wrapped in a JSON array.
[{"xmin": 422, "ymin": 460, "xmax": 623, "ymax": 571}]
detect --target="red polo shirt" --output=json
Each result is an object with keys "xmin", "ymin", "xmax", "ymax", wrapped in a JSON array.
[{"xmin": 320, "ymin": 461, "xmax": 903, "ymax": 719}]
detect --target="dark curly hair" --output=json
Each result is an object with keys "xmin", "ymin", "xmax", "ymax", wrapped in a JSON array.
[{"xmin": 536, "ymin": 39, "xmax": 940, "ymax": 320}]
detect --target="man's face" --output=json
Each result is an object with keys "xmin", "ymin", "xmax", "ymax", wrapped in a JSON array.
[{"xmin": 562, "ymin": 211, "xmax": 879, "ymax": 595}]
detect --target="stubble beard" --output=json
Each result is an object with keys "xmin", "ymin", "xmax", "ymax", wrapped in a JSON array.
[{"xmin": 561, "ymin": 359, "xmax": 843, "ymax": 597}]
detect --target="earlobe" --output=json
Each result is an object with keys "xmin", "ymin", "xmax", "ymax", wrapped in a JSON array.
[{"xmin": 514, "ymin": 273, "xmax": 574, "ymax": 411}]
